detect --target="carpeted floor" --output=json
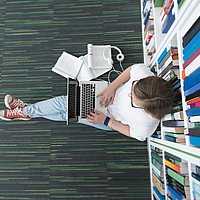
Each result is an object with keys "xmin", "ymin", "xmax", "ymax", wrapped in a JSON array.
[{"xmin": 0, "ymin": 0, "xmax": 151, "ymax": 199}]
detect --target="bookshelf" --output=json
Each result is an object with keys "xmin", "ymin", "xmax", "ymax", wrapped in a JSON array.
[{"xmin": 141, "ymin": 0, "xmax": 200, "ymax": 199}]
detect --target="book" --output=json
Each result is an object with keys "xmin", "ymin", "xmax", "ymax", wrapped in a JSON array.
[
  {"xmin": 144, "ymin": 18, "xmax": 154, "ymax": 34},
  {"xmin": 158, "ymin": 47, "xmax": 178, "ymax": 69},
  {"xmin": 153, "ymin": 186, "xmax": 165, "ymax": 200},
  {"xmin": 188, "ymin": 127, "xmax": 200, "ymax": 137},
  {"xmin": 162, "ymin": 120, "xmax": 184, "ymax": 127},
  {"xmin": 165, "ymin": 135, "xmax": 185, "ymax": 143},
  {"xmin": 194, "ymin": 122, "xmax": 200, "ymax": 127},
  {"xmin": 165, "ymin": 156, "xmax": 187, "ymax": 167},
  {"xmin": 188, "ymin": 101, "xmax": 200, "ymax": 109},
  {"xmin": 160, "ymin": 59, "xmax": 179, "ymax": 74},
  {"xmin": 189, "ymin": 116, "xmax": 200, "ymax": 123},
  {"xmin": 166, "ymin": 167, "xmax": 189, "ymax": 186},
  {"xmin": 183, "ymin": 32, "xmax": 200, "ymax": 62},
  {"xmin": 143, "ymin": 10, "xmax": 151, "ymax": 26},
  {"xmin": 162, "ymin": 126, "xmax": 184, "ymax": 133},
  {"xmin": 184, "ymin": 82, "xmax": 200, "ymax": 97},
  {"xmin": 163, "ymin": 0, "xmax": 174, "ymax": 16},
  {"xmin": 152, "ymin": 164, "xmax": 164, "ymax": 177},
  {"xmin": 167, "ymin": 184, "xmax": 189, "ymax": 200},
  {"xmin": 152, "ymin": 158, "xmax": 163, "ymax": 171},
  {"xmin": 190, "ymin": 136, "xmax": 200, "ymax": 147},
  {"xmin": 186, "ymin": 107, "xmax": 200, "ymax": 117},
  {"xmin": 187, "ymin": 97, "xmax": 200, "ymax": 105},
  {"xmin": 165, "ymin": 160, "xmax": 188, "ymax": 174},
  {"xmin": 165, "ymin": 152, "xmax": 187, "ymax": 164},
  {"xmin": 183, "ymin": 16, "xmax": 200, "ymax": 48},
  {"xmin": 183, "ymin": 66, "xmax": 200, "ymax": 91},
  {"xmin": 192, "ymin": 172, "xmax": 200, "ymax": 182},
  {"xmin": 162, "ymin": 67, "xmax": 180, "ymax": 80},
  {"xmin": 183, "ymin": 48, "xmax": 200, "ymax": 69},
  {"xmin": 152, "ymin": 168, "xmax": 164, "ymax": 182},
  {"xmin": 166, "ymin": 174, "xmax": 185, "ymax": 191},
  {"xmin": 158, "ymin": 48, "xmax": 168, "ymax": 64},
  {"xmin": 162, "ymin": 6, "xmax": 175, "ymax": 33},
  {"xmin": 151, "ymin": 151, "xmax": 163, "ymax": 164},
  {"xmin": 165, "ymin": 132, "xmax": 185, "ymax": 138},
  {"xmin": 52, "ymin": 51, "xmax": 83, "ymax": 79},
  {"xmin": 172, "ymin": 81, "xmax": 181, "ymax": 90},
  {"xmin": 167, "ymin": 180, "xmax": 190, "ymax": 198},
  {"xmin": 152, "ymin": 174, "xmax": 165, "ymax": 195},
  {"xmin": 182, "ymin": 57, "xmax": 200, "ymax": 80},
  {"xmin": 159, "ymin": 63, "xmax": 179, "ymax": 77},
  {"xmin": 185, "ymin": 89, "xmax": 200, "ymax": 101},
  {"xmin": 163, "ymin": 111, "xmax": 184, "ymax": 121},
  {"xmin": 183, "ymin": 31, "xmax": 200, "ymax": 57}
]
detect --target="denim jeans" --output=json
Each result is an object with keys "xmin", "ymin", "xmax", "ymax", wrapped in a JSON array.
[{"xmin": 23, "ymin": 95, "xmax": 113, "ymax": 131}]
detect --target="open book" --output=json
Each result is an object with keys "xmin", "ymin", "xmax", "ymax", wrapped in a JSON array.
[{"xmin": 52, "ymin": 51, "xmax": 83, "ymax": 79}]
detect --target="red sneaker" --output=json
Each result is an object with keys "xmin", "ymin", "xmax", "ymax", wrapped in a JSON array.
[
  {"xmin": 0, "ymin": 107, "xmax": 31, "ymax": 121},
  {"xmin": 4, "ymin": 94, "xmax": 28, "ymax": 109}
]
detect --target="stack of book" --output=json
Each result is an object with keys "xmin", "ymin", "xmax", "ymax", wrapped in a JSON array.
[
  {"xmin": 151, "ymin": 146, "xmax": 165, "ymax": 199},
  {"xmin": 143, "ymin": 0, "xmax": 156, "ymax": 61},
  {"xmin": 158, "ymin": 47, "xmax": 179, "ymax": 79},
  {"xmin": 181, "ymin": 16, "xmax": 200, "ymax": 147},
  {"xmin": 162, "ymin": 119, "xmax": 185, "ymax": 143},
  {"xmin": 192, "ymin": 164, "xmax": 200, "ymax": 199},
  {"xmin": 165, "ymin": 152, "xmax": 190, "ymax": 199},
  {"xmin": 159, "ymin": 0, "xmax": 175, "ymax": 33}
]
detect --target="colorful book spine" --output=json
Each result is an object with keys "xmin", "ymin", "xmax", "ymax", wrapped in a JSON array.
[
  {"xmin": 183, "ymin": 66, "xmax": 200, "ymax": 91},
  {"xmin": 167, "ymin": 184, "xmax": 183, "ymax": 200},
  {"xmin": 162, "ymin": 6, "xmax": 175, "ymax": 33},
  {"xmin": 184, "ymin": 82, "xmax": 200, "ymax": 97},
  {"xmin": 166, "ymin": 167, "xmax": 189, "ymax": 186},
  {"xmin": 186, "ymin": 97, "xmax": 200, "ymax": 105},
  {"xmin": 183, "ymin": 31, "xmax": 200, "ymax": 57},
  {"xmin": 190, "ymin": 136, "xmax": 200, "ymax": 147},
  {"xmin": 186, "ymin": 107, "xmax": 200, "ymax": 117},
  {"xmin": 158, "ymin": 48, "xmax": 168, "ymax": 64},
  {"xmin": 153, "ymin": 186, "xmax": 165, "ymax": 200},
  {"xmin": 183, "ymin": 16, "xmax": 200, "ymax": 48}
]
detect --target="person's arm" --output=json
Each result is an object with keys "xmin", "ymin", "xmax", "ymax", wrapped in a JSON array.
[
  {"xmin": 98, "ymin": 66, "xmax": 131, "ymax": 106},
  {"xmin": 87, "ymin": 110, "xmax": 131, "ymax": 137},
  {"xmin": 108, "ymin": 118, "xmax": 130, "ymax": 137}
]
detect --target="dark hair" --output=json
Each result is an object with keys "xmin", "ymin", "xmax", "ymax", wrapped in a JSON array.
[{"xmin": 133, "ymin": 76, "xmax": 174, "ymax": 120}]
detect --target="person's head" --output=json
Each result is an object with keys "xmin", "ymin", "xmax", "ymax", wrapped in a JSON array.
[{"xmin": 129, "ymin": 76, "xmax": 174, "ymax": 120}]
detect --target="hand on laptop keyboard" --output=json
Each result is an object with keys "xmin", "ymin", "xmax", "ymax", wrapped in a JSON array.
[
  {"xmin": 97, "ymin": 85, "xmax": 116, "ymax": 107},
  {"xmin": 87, "ymin": 109, "xmax": 106, "ymax": 124}
]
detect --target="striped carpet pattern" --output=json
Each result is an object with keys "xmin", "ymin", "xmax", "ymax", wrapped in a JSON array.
[{"xmin": 0, "ymin": 0, "xmax": 151, "ymax": 199}]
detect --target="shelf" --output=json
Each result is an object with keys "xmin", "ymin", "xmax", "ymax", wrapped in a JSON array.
[
  {"xmin": 142, "ymin": 1, "xmax": 200, "ymax": 199},
  {"xmin": 150, "ymin": 137, "xmax": 200, "ymax": 166},
  {"xmin": 148, "ymin": 0, "xmax": 200, "ymax": 68}
]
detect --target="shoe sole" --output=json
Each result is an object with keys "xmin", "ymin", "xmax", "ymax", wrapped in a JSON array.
[
  {"xmin": 4, "ymin": 94, "xmax": 11, "ymax": 109},
  {"xmin": 0, "ymin": 116, "xmax": 31, "ymax": 121},
  {"xmin": 0, "ymin": 115, "xmax": 12, "ymax": 121}
]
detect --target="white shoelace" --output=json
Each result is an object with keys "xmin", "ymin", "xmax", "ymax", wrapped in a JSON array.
[
  {"xmin": 7, "ymin": 107, "xmax": 22, "ymax": 117},
  {"xmin": 12, "ymin": 99, "xmax": 25, "ymax": 107}
]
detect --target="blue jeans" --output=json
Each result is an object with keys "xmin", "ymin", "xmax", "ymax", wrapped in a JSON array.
[{"xmin": 23, "ymin": 95, "xmax": 113, "ymax": 131}]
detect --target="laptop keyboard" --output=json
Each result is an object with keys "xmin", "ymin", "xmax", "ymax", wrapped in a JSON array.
[
  {"xmin": 81, "ymin": 84, "xmax": 96, "ymax": 118},
  {"xmin": 68, "ymin": 82, "xmax": 77, "ymax": 118}
]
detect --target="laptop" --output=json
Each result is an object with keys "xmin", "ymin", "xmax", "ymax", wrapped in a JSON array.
[{"xmin": 66, "ymin": 78, "xmax": 108, "ymax": 124}]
